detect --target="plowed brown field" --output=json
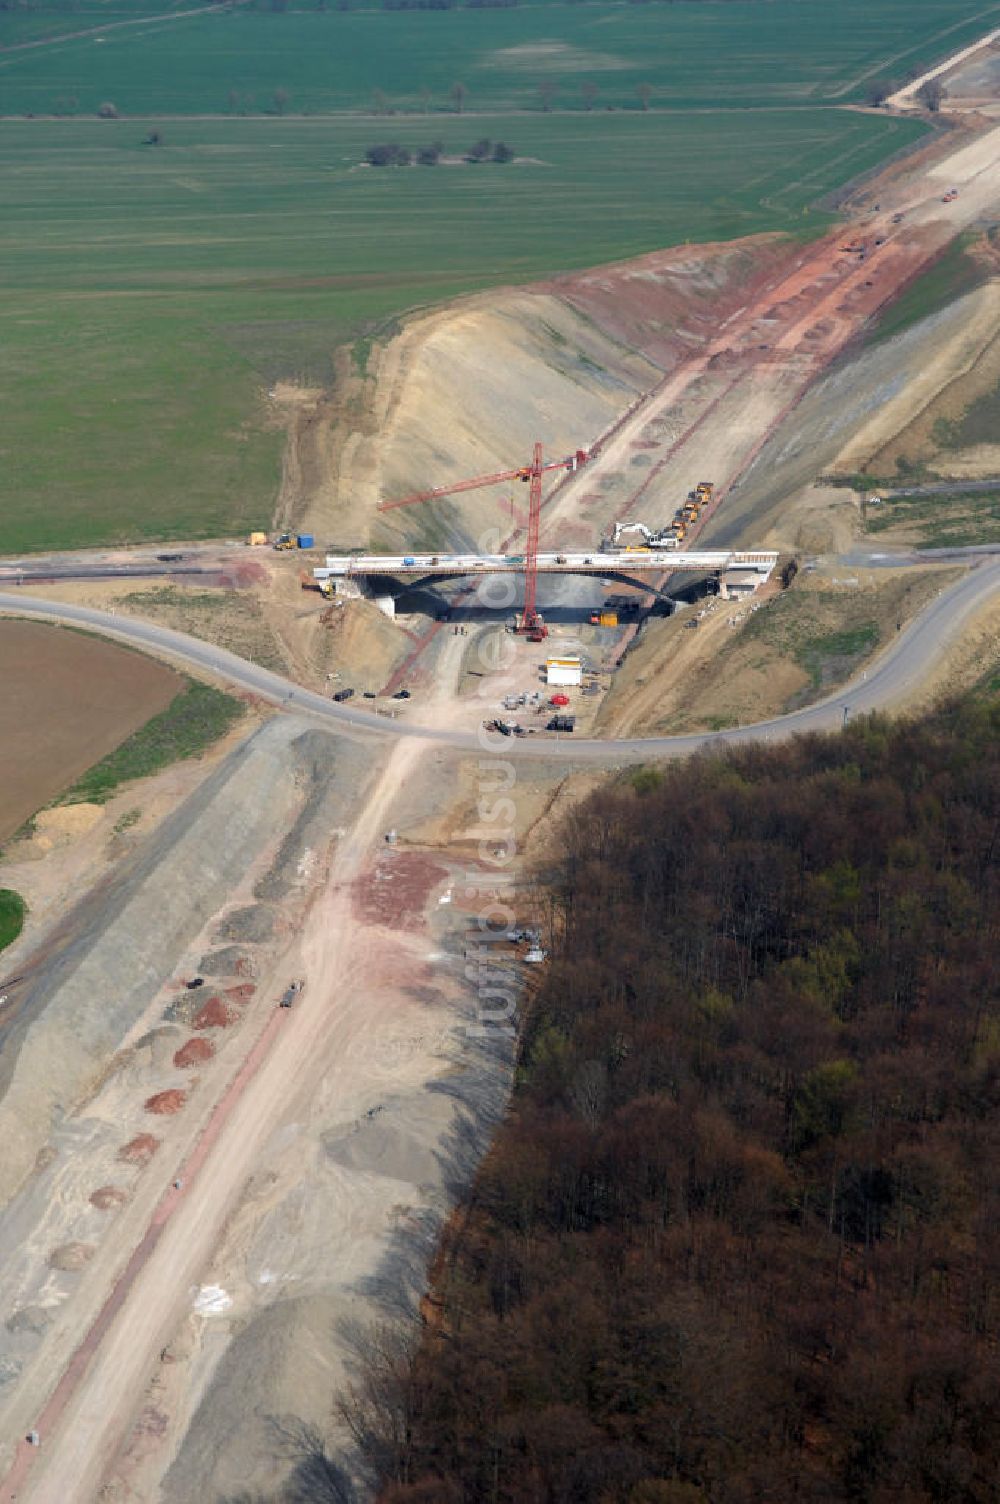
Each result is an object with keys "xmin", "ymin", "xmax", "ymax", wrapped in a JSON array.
[{"xmin": 0, "ymin": 619, "xmax": 180, "ymax": 842}]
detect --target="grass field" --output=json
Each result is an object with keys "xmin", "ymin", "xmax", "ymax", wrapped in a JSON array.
[
  {"xmin": 0, "ymin": 890, "xmax": 26, "ymax": 955},
  {"xmin": 0, "ymin": 108, "xmax": 923, "ymax": 552},
  {"xmin": 1, "ymin": 0, "xmax": 997, "ymax": 114},
  {"xmin": 866, "ymin": 488, "xmax": 1000, "ymax": 548}
]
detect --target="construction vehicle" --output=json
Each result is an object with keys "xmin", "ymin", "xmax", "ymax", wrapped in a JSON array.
[
  {"xmin": 279, "ymin": 980, "xmax": 304, "ymax": 1008},
  {"xmin": 603, "ymin": 520, "xmax": 679, "ymax": 552},
  {"xmin": 378, "ymin": 443, "xmax": 590, "ymax": 638},
  {"xmin": 590, "ymin": 610, "xmax": 619, "ymax": 627},
  {"xmin": 273, "ymin": 533, "xmax": 296, "ymax": 551},
  {"xmin": 696, "ymin": 481, "xmax": 714, "ymax": 505},
  {"xmin": 301, "ymin": 573, "xmax": 336, "ymax": 598}
]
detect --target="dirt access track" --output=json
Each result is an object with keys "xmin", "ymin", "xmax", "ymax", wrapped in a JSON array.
[{"xmin": 5, "ymin": 74, "xmax": 1000, "ymax": 1504}]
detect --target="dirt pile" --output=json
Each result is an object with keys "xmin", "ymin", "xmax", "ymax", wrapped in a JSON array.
[
  {"xmin": 118, "ymin": 1134, "xmax": 159, "ymax": 1165},
  {"xmin": 192, "ymin": 998, "xmax": 232, "ymax": 1031},
  {"xmin": 145, "ymin": 1090, "xmax": 187, "ymax": 1116},
  {"xmin": 174, "ymin": 1038, "xmax": 215, "ymax": 1069},
  {"xmin": 90, "ymin": 1186, "xmax": 128, "ymax": 1210}
]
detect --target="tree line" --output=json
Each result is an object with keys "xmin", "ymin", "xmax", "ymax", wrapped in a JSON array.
[
  {"xmin": 345, "ymin": 691, "xmax": 1000, "ymax": 1502},
  {"xmin": 365, "ymin": 137, "xmax": 513, "ymax": 165}
]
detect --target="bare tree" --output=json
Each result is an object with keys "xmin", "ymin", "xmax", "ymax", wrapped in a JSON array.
[
  {"xmin": 916, "ymin": 78, "xmax": 946, "ymax": 112},
  {"xmin": 273, "ymin": 87, "xmax": 289, "ymax": 115},
  {"xmin": 419, "ymin": 86, "xmax": 431, "ymax": 114},
  {"xmin": 372, "ymin": 87, "xmax": 389, "ymax": 115},
  {"xmin": 538, "ymin": 79, "xmax": 557, "ymax": 112},
  {"xmin": 97, "ymin": 100, "xmax": 119, "ymax": 119},
  {"xmin": 864, "ymin": 79, "xmax": 894, "ymax": 108},
  {"xmin": 450, "ymin": 80, "xmax": 467, "ymax": 114},
  {"xmin": 581, "ymin": 80, "xmax": 599, "ymax": 112},
  {"xmin": 636, "ymin": 81, "xmax": 653, "ymax": 111}
]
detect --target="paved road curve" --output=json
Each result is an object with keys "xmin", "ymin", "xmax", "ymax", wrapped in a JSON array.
[{"xmin": 1, "ymin": 561, "xmax": 998, "ymax": 764}]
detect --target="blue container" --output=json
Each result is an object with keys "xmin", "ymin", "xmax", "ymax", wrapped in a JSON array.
[{"xmin": 296, "ymin": 534, "xmax": 314, "ymax": 549}]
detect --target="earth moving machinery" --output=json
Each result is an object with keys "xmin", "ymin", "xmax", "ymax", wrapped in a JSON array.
[
  {"xmin": 302, "ymin": 571, "xmax": 336, "ymax": 598},
  {"xmin": 603, "ymin": 520, "xmax": 679, "ymax": 552},
  {"xmin": 377, "ymin": 443, "xmax": 590, "ymax": 638},
  {"xmin": 696, "ymin": 481, "xmax": 714, "ymax": 505},
  {"xmin": 274, "ymin": 533, "xmax": 296, "ymax": 551}
]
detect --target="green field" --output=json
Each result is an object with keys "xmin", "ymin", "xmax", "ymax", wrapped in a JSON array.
[
  {"xmin": 0, "ymin": 108, "xmax": 923, "ymax": 552},
  {"xmin": 866, "ymin": 487, "xmax": 1000, "ymax": 548},
  {"xmin": 0, "ymin": 889, "xmax": 26, "ymax": 954},
  {"xmin": 2, "ymin": 0, "xmax": 997, "ymax": 114},
  {"xmin": 3, "ymin": 0, "xmax": 988, "ymax": 553}
]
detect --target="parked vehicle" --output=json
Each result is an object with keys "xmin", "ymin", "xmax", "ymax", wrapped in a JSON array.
[
  {"xmin": 332, "ymin": 687, "xmax": 354, "ymax": 702},
  {"xmin": 279, "ymin": 980, "xmax": 304, "ymax": 1009}
]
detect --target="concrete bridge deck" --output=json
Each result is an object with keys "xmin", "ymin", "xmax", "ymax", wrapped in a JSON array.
[{"xmin": 315, "ymin": 549, "xmax": 779, "ymax": 582}]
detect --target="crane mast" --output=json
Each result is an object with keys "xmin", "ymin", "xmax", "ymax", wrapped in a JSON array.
[{"xmin": 377, "ymin": 442, "xmax": 588, "ymax": 635}]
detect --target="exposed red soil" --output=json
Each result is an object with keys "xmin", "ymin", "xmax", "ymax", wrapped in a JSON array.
[
  {"xmin": 173, "ymin": 1037, "xmax": 215, "ymax": 1069},
  {"xmin": 224, "ymin": 983, "xmax": 256, "ymax": 1004},
  {"xmin": 354, "ymin": 850, "xmax": 449, "ymax": 931},
  {"xmin": 192, "ymin": 996, "xmax": 233, "ymax": 1030},
  {"xmin": 90, "ymin": 1186, "xmax": 128, "ymax": 1210},
  {"xmin": 118, "ymin": 1134, "xmax": 160, "ymax": 1164},
  {"xmin": 544, "ymin": 236, "xmax": 796, "ymax": 369},
  {"xmin": 144, "ymin": 1089, "xmax": 187, "ymax": 1116}
]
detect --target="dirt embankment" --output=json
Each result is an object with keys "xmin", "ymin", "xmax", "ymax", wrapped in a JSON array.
[
  {"xmin": 287, "ymin": 238, "xmax": 799, "ymax": 552},
  {"xmin": 600, "ymin": 567, "xmax": 962, "ymax": 736},
  {"xmin": 0, "ymin": 718, "xmax": 356, "ymax": 1207}
]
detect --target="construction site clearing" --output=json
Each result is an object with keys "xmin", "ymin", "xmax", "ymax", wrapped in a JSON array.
[{"xmin": 5, "ymin": 37, "xmax": 1000, "ymax": 1504}]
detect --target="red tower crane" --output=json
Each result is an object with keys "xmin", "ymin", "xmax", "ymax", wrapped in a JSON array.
[{"xmin": 377, "ymin": 442, "xmax": 589, "ymax": 637}]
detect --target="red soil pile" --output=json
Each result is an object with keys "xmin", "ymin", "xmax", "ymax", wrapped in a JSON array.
[
  {"xmin": 225, "ymin": 983, "xmax": 256, "ymax": 1004},
  {"xmin": 90, "ymin": 1186, "xmax": 128, "ymax": 1210},
  {"xmin": 192, "ymin": 996, "xmax": 232, "ymax": 1029},
  {"xmin": 173, "ymin": 1037, "xmax": 215, "ymax": 1069},
  {"xmin": 144, "ymin": 1089, "xmax": 187, "ymax": 1115},
  {"xmin": 119, "ymin": 1134, "xmax": 160, "ymax": 1164}
]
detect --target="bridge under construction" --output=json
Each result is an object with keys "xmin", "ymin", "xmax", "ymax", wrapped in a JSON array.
[{"xmin": 315, "ymin": 549, "xmax": 779, "ymax": 599}]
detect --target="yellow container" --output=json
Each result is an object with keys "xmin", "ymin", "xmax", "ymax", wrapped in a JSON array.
[{"xmin": 248, "ymin": 531, "xmax": 268, "ymax": 546}]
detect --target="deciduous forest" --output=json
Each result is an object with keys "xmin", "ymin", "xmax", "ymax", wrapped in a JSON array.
[{"xmin": 354, "ymin": 694, "xmax": 1000, "ymax": 1503}]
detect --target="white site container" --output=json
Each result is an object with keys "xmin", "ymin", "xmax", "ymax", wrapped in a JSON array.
[{"xmin": 545, "ymin": 656, "xmax": 582, "ymax": 688}]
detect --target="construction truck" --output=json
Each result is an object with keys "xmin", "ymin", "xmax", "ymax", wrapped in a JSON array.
[
  {"xmin": 273, "ymin": 533, "xmax": 296, "ymax": 551},
  {"xmin": 602, "ymin": 520, "xmax": 679, "ymax": 552},
  {"xmin": 696, "ymin": 481, "xmax": 714, "ymax": 505}
]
